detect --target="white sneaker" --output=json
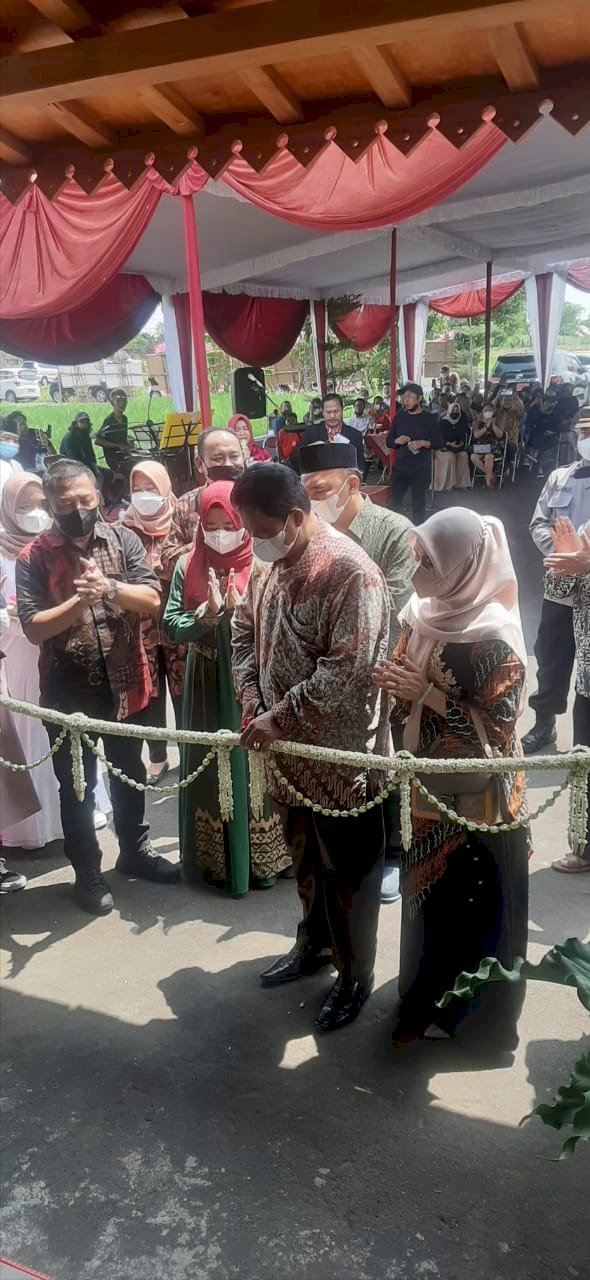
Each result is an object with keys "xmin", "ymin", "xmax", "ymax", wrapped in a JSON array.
[{"xmin": 93, "ymin": 810, "xmax": 108, "ymax": 831}]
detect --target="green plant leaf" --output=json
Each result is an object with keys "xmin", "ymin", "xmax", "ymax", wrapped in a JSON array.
[
  {"xmin": 437, "ymin": 938, "xmax": 590, "ymax": 1011},
  {"xmin": 520, "ymin": 1051, "xmax": 590, "ymax": 1159}
]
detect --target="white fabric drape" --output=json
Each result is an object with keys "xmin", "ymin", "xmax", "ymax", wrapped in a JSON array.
[
  {"xmin": 525, "ymin": 272, "xmax": 567, "ymax": 389},
  {"xmin": 310, "ymin": 299, "xmax": 328, "ymax": 395},
  {"xmin": 161, "ymin": 295, "xmax": 196, "ymax": 412},
  {"xmin": 399, "ymin": 299, "xmax": 429, "ymax": 384}
]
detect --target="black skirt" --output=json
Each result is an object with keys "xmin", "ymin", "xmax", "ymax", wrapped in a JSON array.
[{"xmin": 395, "ymin": 828, "xmax": 529, "ymax": 1048}]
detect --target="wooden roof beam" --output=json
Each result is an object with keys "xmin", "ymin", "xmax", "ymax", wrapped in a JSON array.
[
  {"xmin": 44, "ymin": 101, "xmax": 114, "ymax": 147},
  {"xmin": 0, "ymin": 128, "xmax": 33, "ymax": 166},
  {"xmin": 141, "ymin": 83, "xmax": 205, "ymax": 134},
  {"xmin": 487, "ymin": 22, "xmax": 539, "ymax": 88},
  {"xmin": 25, "ymin": 0, "xmax": 92, "ymax": 36},
  {"xmin": 1, "ymin": 0, "xmax": 585, "ymax": 107},
  {"xmin": 353, "ymin": 45, "xmax": 411, "ymax": 108},
  {"xmin": 240, "ymin": 66, "xmax": 302, "ymax": 123}
]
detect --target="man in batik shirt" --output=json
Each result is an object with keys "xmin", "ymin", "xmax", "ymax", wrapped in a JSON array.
[{"xmin": 231, "ymin": 464, "xmax": 391, "ymax": 1033}]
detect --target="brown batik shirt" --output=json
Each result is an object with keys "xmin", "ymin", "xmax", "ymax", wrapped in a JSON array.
[{"xmin": 16, "ymin": 521, "xmax": 160, "ymax": 721}]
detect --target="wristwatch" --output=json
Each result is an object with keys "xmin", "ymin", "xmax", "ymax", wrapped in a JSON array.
[{"xmin": 104, "ymin": 578, "xmax": 118, "ymax": 603}]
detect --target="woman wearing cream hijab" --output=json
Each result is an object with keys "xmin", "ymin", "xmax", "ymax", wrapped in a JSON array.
[{"xmin": 374, "ymin": 508, "xmax": 530, "ymax": 1049}]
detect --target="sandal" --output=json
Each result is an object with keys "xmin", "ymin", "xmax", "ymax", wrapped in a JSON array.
[
  {"xmin": 147, "ymin": 760, "xmax": 169, "ymax": 784},
  {"xmin": 551, "ymin": 854, "xmax": 590, "ymax": 874}
]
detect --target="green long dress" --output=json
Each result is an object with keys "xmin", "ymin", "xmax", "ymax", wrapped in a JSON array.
[{"xmin": 163, "ymin": 557, "xmax": 291, "ymax": 894}]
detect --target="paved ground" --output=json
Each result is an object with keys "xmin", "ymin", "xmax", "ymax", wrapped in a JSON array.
[{"xmin": 1, "ymin": 475, "xmax": 589, "ymax": 1280}]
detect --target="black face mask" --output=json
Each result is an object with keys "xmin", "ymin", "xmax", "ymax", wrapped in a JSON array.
[
  {"xmin": 53, "ymin": 505, "xmax": 99, "ymax": 539},
  {"xmin": 205, "ymin": 464, "xmax": 243, "ymax": 483}
]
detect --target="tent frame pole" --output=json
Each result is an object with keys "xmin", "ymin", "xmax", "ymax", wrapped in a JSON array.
[
  {"xmin": 182, "ymin": 194, "xmax": 212, "ymax": 426},
  {"xmin": 483, "ymin": 257, "xmax": 493, "ymax": 399}
]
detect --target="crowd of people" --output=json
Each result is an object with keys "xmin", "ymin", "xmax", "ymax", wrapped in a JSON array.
[{"xmin": 0, "ymin": 378, "xmax": 589, "ymax": 1045}]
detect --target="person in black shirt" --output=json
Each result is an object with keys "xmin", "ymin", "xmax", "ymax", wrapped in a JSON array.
[
  {"xmin": 526, "ymin": 392, "xmax": 562, "ymax": 477},
  {"xmin": 94, "ymin": 388, "xmax": 132, "ymax": 480},
  {"xmin": 387, "ymin": 382, "xmax": 440, "ymax": 523},
  {"xmin": 60, "ymin": 411, "xmax": 98, "ymax": 473},
  {"xmin": 6, "ymin": 410, "xmax": 55, "ymax": 475}
]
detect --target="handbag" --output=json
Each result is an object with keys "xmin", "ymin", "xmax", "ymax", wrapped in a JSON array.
[{"xmin": 411, "ymin": 706, "xmax": 504, "ymax": 826}]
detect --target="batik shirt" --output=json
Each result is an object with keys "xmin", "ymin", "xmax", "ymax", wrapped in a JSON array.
[
  {"xmin": 16, "ymin": 522, "xmax": 159, "ymax": 721},
  {"xmin": 160, "ymin": 485, "xmax": 204, "ymax": 578},
  {"xmin": 345, "ymin": 497, "xmax": 414, "ymax": 650},
  {"xmin": 544, "ymin": 521, "xmax": 590, "ymax": 698},
  {"xmin": 231, "ymin": 520, "xmax": 392, "ymax": 810}
]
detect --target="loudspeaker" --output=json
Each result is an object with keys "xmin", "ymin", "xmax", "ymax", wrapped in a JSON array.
[{"xmin": 231, "ymin": 366, "xmax": 266, "ymax": 419}]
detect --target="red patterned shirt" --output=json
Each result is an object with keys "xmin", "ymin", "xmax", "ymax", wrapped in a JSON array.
[{"xmin": 16, "ymin": 522, "xmax": 159, "ymax": 721}]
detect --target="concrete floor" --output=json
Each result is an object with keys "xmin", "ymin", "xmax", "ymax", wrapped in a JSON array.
[{"xmin": 1, "ymin": 476, "xmax": 589, "ymax": 1280}]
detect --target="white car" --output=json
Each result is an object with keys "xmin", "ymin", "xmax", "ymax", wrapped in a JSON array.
[
  {"xmin": 0, "ymin": 368, "xmax": 41, "ymax": 403},
  {"xmin": 19, "ymin": 360, "xmax": 58, "ymax": 387}
]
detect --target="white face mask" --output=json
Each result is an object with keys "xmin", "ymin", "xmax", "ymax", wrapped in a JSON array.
[
  {"xmin": 16, "ymin": 507, "xmax": 51, "ymax": 535},
  {"xmin": 131, "ymin": 491, "xmax": 166, "ymax": 518},
  {"xmin": 577, "ymin": 437, "xmax": 590, "ymax": 462},
  {"xmin": 412, "ymin": 563, "xmax": 438, "ymax": 598},
  {"xmin": 202, "ymin": 527, "xmax": 245, "ymax": 554},
  {"xmin": 482, "ymin": 411, "xmax": 494, "ymax": 422},
  {"xmin": 309, "ymin": 479, "xmax": 351, "ymax": 525},
  {"xmin": 253, "ymin": 515, "xmax": 299, "ymax": 564}
]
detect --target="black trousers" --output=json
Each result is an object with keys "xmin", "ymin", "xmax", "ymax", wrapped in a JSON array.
[
  {"xmin": 147, "ymin": 647, "xmax": 183, "ymax": 765},
  {"xmin": 48, "ymin": 704, "xmax": 152, "ymax": 874},
  {"xmin": 529, "ymin": 598, "xmax": 576, "ymax": 719},
  {"xmin": 390, "ymin": 465, "xmax": 429, "ymax": 525},
  {"xmin": 288, "ymin": 804, "xmax": 385, "ymax": 992},
  {"xmin": 573, "ymin": 692, "xmax": 590, "ymax": 861}
]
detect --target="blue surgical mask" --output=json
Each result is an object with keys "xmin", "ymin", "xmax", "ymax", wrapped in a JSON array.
[{"xmin": 0, "ymin": 442, "xmax": 19, "ymax": 461}]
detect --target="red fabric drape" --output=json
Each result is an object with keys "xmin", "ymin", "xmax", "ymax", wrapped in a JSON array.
[
  {"xmin": 0, "ymin": 274, "xmax": 159, "ymax": 363},
  {"xmin": 429, "ymin": 277, "xmax": 524, "ymax": 316},
  {"xmin": 566, "ymin": 259, "xmax": 590, "ymax": 293},
  {"xmin": 331, "ymin": 303, "xmax": 393, "ymax": 351},
  {"xmin": 0, "ymin": 174, "xmax": 161, "ymax": 320},
  {"xmin": 203, "ymin": 292, "xmax": 308, "ymax": 366},
  {"xmin": 223, "ymin": 127, "xmax": 505, "ymax": 232},
  {"xmin": 172, "ymin": 292, "xmax": 194, "ymax": 412}
]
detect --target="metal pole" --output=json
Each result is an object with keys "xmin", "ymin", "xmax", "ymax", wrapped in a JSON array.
[
  {"xmin": 389, "ymin": 228, "xmax": 397, "ymax": 405},
  {"xmin": 484, "ymin": 258, "xmax": 493, "ymax": 399},
  {"xmin": 182, "ymin": 194, "xmax": 212, "ymax": 426}
]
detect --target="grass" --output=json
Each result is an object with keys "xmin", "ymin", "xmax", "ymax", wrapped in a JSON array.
[{"xmin": 9, "ymin": 389, "xmax": 316, "ymax": 447}]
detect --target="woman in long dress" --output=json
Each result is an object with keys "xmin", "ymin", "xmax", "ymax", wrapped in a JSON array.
[
  {"xmin": 163, "ymin": 481, "xmax": 290, "ymax": 894},
  {"xmin": 0, "ymin": 471, "xmax": 111, "ymax": 847},
  {"xmin": 121, "ymin": 460, "xmax": 186, "ymax": 781},
  {"xmin": 374, "ymin": 509, "xmax": 530, "ymax": 1048}
]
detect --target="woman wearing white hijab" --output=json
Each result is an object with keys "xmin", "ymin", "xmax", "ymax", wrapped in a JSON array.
[{"xmin": 374, "ymin": 508, "xmax": 530, "ymax": 1048}]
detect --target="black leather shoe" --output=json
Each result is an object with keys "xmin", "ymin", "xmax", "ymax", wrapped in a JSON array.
[
  {"xmin": 115, "ymin": 852, "xmax": 181, "ymax": 884},
  {"xmin": 521, "ymin": 719, "xmax": 557, "ymax": 755},
  {"xmin": 260, "ymin": 946, "xmax": 332, "ymax": 986},
  {"xmin": 74, "ymin": 871, "xmax": 114, "ymax": 916},
  {"xmin": 314, "ymin": 976, "xmax": 369, "ymax": 1033}
]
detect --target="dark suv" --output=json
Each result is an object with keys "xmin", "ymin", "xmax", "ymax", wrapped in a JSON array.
[{"xmin": 490, "ymin": 351, "xmax": 589, "ymax": 404}]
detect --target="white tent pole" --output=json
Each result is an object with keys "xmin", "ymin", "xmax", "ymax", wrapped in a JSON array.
[{"xmin": 162, "ymin": 295, "xmax": 187, "ymax": 412}]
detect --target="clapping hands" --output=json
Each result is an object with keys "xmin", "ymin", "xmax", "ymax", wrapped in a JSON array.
[
  {"xmin": 205, "ymin": 567, "xmax": 243, "ymax": 618},
  {"xmin": 544, "ymin": 518, "xmax": 590, "ymax": 577}
]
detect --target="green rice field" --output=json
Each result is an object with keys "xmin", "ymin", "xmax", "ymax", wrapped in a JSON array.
[{"xmin": 4, "ymin": 389, "xmax": 316, "ymax": 448}]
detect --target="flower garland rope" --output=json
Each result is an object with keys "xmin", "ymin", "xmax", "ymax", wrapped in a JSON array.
[{"xmin": 0, "ymin": 695, "xmax": 588, "ymax": 847}]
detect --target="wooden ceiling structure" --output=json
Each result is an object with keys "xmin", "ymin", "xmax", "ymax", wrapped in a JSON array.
[{"xmin": 1, "ymin": 0, "xmax": 590, "ymax": 203}]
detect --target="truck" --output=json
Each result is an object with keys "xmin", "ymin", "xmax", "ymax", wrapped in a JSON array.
[{"xmin": 48, "ymin": 356, "xmax": 145, "ymax": 403}]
